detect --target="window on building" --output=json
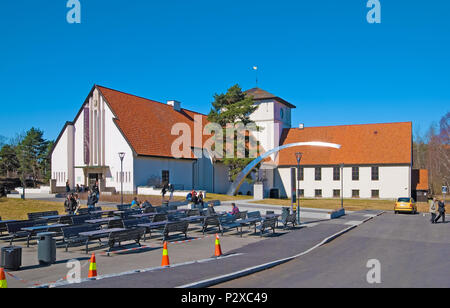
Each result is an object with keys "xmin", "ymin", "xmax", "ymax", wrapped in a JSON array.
[
  {"xmin": 162, "ymin": 170, "xmax": 170, "ymax": 185},
  {"xmin": 333, "ymin": 189, "xmax": 341, "ymax": 198},
  {"xmin": 352, "ymin": 167, "xmax": 359, "ymax": 181},
  {"xmin": 333, "ymin": 167, "xmax": 340, "ymax": 181},
  {"xmin": 298, "ymin": 167, "xmax": 304, "ymax": 181},
  {"xmin": 371, "ymin": 190, "xmax": 379, "ymax": 198},
  {"xmin": 298, "ymin": 189, "xmax": 304, "ymax": 197},
  {"xmin": 315, "ymin": 167, "xmax": 322, "ymax": 181},
  {"xmin": 315, "ymin": 189, "xmax": 322, "ymax": 198},
  {"xmin": 352, "ymin": 190, "xmax": 360, "ymax": 198},
  {"xmin": 371, "ymin": 166, "xmax": 379, "ymax": 181}
]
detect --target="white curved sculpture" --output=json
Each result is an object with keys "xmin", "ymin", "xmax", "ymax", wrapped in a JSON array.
[{"xmin": 227, "ymin": 141, "xmax": 342, "ymax": 196}]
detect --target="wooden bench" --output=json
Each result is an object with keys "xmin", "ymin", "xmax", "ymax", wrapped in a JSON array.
[
  {"xmin": 27, "ymin": 211, "xmax": 59, "ymax": 222},
  {"xmin": 218, "ymin": 215, "xmax": 242, "ymax": 236},
  {"xmin": 208, "ymin": 200, "xmax": 221, "ymax": 207},
  {"xmin": 77, "ymin": 208, "xmax": 90, "ymax": 215},
  {"xmin": 201, "ymin": 216, "xmax": 221, "ymax": 235},
  {"xmin": 6, "ymin": 220, "xmax": 37, "ymax": 247},
  {"xmin": 257, "ymin": 217, "xmax": 278, "ymax": 237},
  {"xmin": 160, "ymin": 221, "xmax": 189, "ymax": 241},
  {"xmin": 168, "ymin": 200, "xmax": 189, "ymax": 207},
  {"xmin": 61, "ymin": 224, "xmax": 100, "ymax": 252},
  {"xmin": 116, "ymin": 204, "xmax": 132, "ymax": 211},
  {"xmin": 107, "ymin": 219, "xmax": 125, "ymax": 229},
  {"xmin": 281, "ymin": 211, "xmax": 297, "ymax": 229},
  {"xmin": 107, "ymin": 228, "xmax": 145, "ymax": 252},
  {"xmin": 71, "ymin": 215, "xmax": 91, "ymax": 225},
  {"xmin": 123, "ymin": 218, "xmax": 151, "ymax": 229}
]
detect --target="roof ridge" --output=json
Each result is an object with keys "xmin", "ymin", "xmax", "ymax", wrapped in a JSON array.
[
  {"xmin": 289, "ymin": 121, "xmax": 412, "ymax": 130},
  {"xmin": 96, "ymin": 84, "xmax": 208, "ymax": 117}
]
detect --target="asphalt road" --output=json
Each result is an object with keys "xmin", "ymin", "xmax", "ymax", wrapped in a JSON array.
[{"xmin": 214, "ymin": 212, "xmax": 450, "ymax": 288}]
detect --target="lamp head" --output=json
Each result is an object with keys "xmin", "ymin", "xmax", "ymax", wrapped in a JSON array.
[
  {"xmin": 295, "ymin": 152, "xmax": 303, "ymax": 163},
  {"xmin": 118, "ymin": 152, "xmax": 126, "ymax": 160}
]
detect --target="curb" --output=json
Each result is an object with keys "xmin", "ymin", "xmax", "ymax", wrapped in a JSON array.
[{"xmin": 177, "ymin": 211, "xmax": 385, "ymax": 288}]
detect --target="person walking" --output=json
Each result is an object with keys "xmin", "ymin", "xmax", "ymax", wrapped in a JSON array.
[
  {"xmin": 169, "ymin": 183, "xmax": 175, "ymax": 201},
  {"xmin": 435, "ymin": 198, "xmax": 446, "ymax": 223},
  {"xmin": 429, "ymin": 197, "xmax": 438, "ymax": 224},
  {"xmin": 161, "ymin": 185, "xmax": 167, "ymax": 201}
]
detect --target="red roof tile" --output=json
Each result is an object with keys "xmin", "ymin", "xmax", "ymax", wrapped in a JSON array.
[
  {"xmin": 278, "ymin": 122, "xmax": 412, "ymax": 166},
  {"xmin": 412, "ymin": 169, "xmax": 429, "ymax": 191},
  {"xmin": 97, "ymin": 86, "xmax": 210, "ymax": 159}
]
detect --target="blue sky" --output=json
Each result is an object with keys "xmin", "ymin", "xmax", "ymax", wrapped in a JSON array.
[{"xmin": 0, "ymin": 0, "xmax": 449, "ymax": 142}]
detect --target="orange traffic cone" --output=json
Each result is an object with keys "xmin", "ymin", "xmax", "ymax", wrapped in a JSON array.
[
  {"xmin": 88, "ymin": 254, "xmax": 97, "ymax": 278},
  {"xmin": 214, "ymin": 234, "xmax": 223, "ymax": 257},
  {"xmin": 161, "ymin": 241, "xmax": 170, "ymax": 267},
  {"xmin": 0, "ymin": 268, "xmax": 7, "ymax": 288}
]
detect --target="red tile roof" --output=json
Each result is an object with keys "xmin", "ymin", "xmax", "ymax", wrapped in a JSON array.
[
  {"xmin": 278, "ymin": 122, "xmax": 412, "ymax": 166},
  {"xmin": 412, "ymin": 169, "xmax": 429, "ymax": 191},
  {"xmin": 97, "ymin": 86, "xmax": 210, "ymax": 159}
]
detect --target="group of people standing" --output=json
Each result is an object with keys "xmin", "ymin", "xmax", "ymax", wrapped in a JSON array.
[
  {"xmin": 64, "ymin": 193, "xmax": 81, "ymax": 215},
  {"xmin": 64, "ymin": 181, "xmax": 101, "ymax": 214},
  {"xmin": 187, "ymin": 190, "xmax": 204, "ymax": 206},
  {"xmin": 429, "ymin": 197, "xmax": 446, "ymax": 224}
]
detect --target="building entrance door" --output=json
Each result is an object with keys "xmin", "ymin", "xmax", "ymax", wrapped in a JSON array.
[{"xmin": 88, "ymin": 173, "xmax": 101, "ymax": 188}]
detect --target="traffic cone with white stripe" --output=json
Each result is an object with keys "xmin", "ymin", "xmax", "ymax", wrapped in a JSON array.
[
  {"xmin": 214, "ymin": 234, "xmax": 223, "ymax": 257},
  {"xmin": 161, "ymin": 241, "xmax": 170, "ymax": 267},
  {"xmin": 88, "ymin": 254, "xmax": 97, "ymax": 278},
  {"xmin": 0, "ymin": 268, "xmax": 7, "ymax": 288}
]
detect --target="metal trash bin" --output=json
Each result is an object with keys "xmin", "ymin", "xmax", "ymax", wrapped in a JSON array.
[
  {"xmin": 1, "ymin": 246, "xmax": 22, "ymax": 271},
  {"xmin": 37, "ymin": 232, "xmax": 56, "ymax": 265}
]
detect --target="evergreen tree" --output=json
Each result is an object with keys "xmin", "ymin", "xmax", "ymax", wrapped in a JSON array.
[
  {"xmin": 207, "ymin": 85, "xmax": 260, "ymax": 184},
  {"xmin": 0, "ymin": 144, "xmax": 20, "ymax": 177},
  {"xmin": 16, "ymin": 128, "xmax": 49, "ymax": 188}
]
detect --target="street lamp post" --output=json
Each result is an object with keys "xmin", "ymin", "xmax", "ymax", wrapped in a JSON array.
[
  {"xmin": 295, "ymin": 152, "xmax": 303, "ymax": 224},
  {"xmin": 118, "ymin": 152, "xmax": 126, "ymax": 205},
  {"xmin": 340, "ymin": 163, "xmax": 344, "ymax": 209}
]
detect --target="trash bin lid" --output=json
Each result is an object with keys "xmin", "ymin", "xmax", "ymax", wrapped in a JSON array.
[
  {"xmin": 37, "ymin": 232, "xmax": 56, "ymax": 237},
  {"xmin": 2, "ymin": 246, "xmax": 22, "ymax": 252}
]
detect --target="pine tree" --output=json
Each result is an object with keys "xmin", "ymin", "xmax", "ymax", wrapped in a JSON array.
[
  {"xmin": 16, "ymin": 128, "xmax": 49, "ymax": 189},
  {"xmin": 207, "ymin": 84, "xmax": 260, "ymax": 184},
  {"xmin": 0, "ymin": 144, "xmax": 20, "ymax": 177}
]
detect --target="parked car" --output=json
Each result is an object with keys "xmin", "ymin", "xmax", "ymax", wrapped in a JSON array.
[{"xmin": 394, "ymin": 197, "xmax": 417, "ymax": 214}]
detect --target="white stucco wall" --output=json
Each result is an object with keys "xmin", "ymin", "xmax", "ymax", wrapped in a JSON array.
[
  {"xmin": 51, "ymin": 125, "xmax": 73, "ymax": 187},
  {"xmin": 103, "ymin": 100, "xmax": 134, "ymax": 193},
  {"xmin": 275, "ymin": 165, "xmax": 411, "ymax": 200},
  {"xmin": 134, "ymin": 156, "xmax": 195, "ymax": 192}
]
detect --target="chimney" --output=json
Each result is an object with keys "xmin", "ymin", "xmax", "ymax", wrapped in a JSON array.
[
  {"xmin": 299, "ymin": 123, "xmax": 305, "ymax": 129},
  {"xmin": 167, "ymin": 100, "xmax": 181, "ymax": 111}
]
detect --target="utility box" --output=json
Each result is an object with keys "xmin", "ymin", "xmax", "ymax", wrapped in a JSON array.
[
  {"xmin": 1, "ymin": 246, "xmax": 22, "ymax": 271},
  {"xmin": 37, "ymin": 232, "xmax": 56, "ymax": 265}
]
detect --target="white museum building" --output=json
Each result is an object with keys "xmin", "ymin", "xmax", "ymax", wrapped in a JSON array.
[{"xmin": 51, "ymin": 85, "xmax": 415, "ymax": 199}]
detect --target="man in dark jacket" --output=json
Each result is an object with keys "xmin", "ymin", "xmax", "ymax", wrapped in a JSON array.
[
  {"xmin": 87, "ymin": 189, "xmax": 98, "ymax": 209},
  {"xmin": 435, "ymin": 199, "xmax": 446, "ymax": 223}
]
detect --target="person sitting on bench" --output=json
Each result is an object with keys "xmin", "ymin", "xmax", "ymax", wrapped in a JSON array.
[{"xmin": 228, "ymin": 203, "xmax": 240, "ymax": 217}]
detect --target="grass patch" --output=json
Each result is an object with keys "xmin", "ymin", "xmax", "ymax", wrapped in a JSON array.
[
  {"xmin": 203, "ymin": 193, "xmax": 253, "ymax": 202},
  {"xmin": 251, "ymin": 198, "xmax": 430, "ymax": 212},
  {"xmin": 0, "ymin": 198, "xmax": 65, "ymax": 220}
]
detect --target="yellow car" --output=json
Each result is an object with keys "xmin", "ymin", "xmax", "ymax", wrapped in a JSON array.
[{"xmin": 394, "ymin": 197, "xmax": 417, "ymax": 214}]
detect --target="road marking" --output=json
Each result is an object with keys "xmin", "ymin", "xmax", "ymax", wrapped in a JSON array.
[
  {"xmin": 303, "ymin": 223, "xmax": 319, "ymax": 228},
  {"xmin": 345, "ymin": 221, "xmax": 364, "ymax": 226},
  {"xmin": 364, "ymin": 214, "xmax": 377, "ymax": 218}
]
